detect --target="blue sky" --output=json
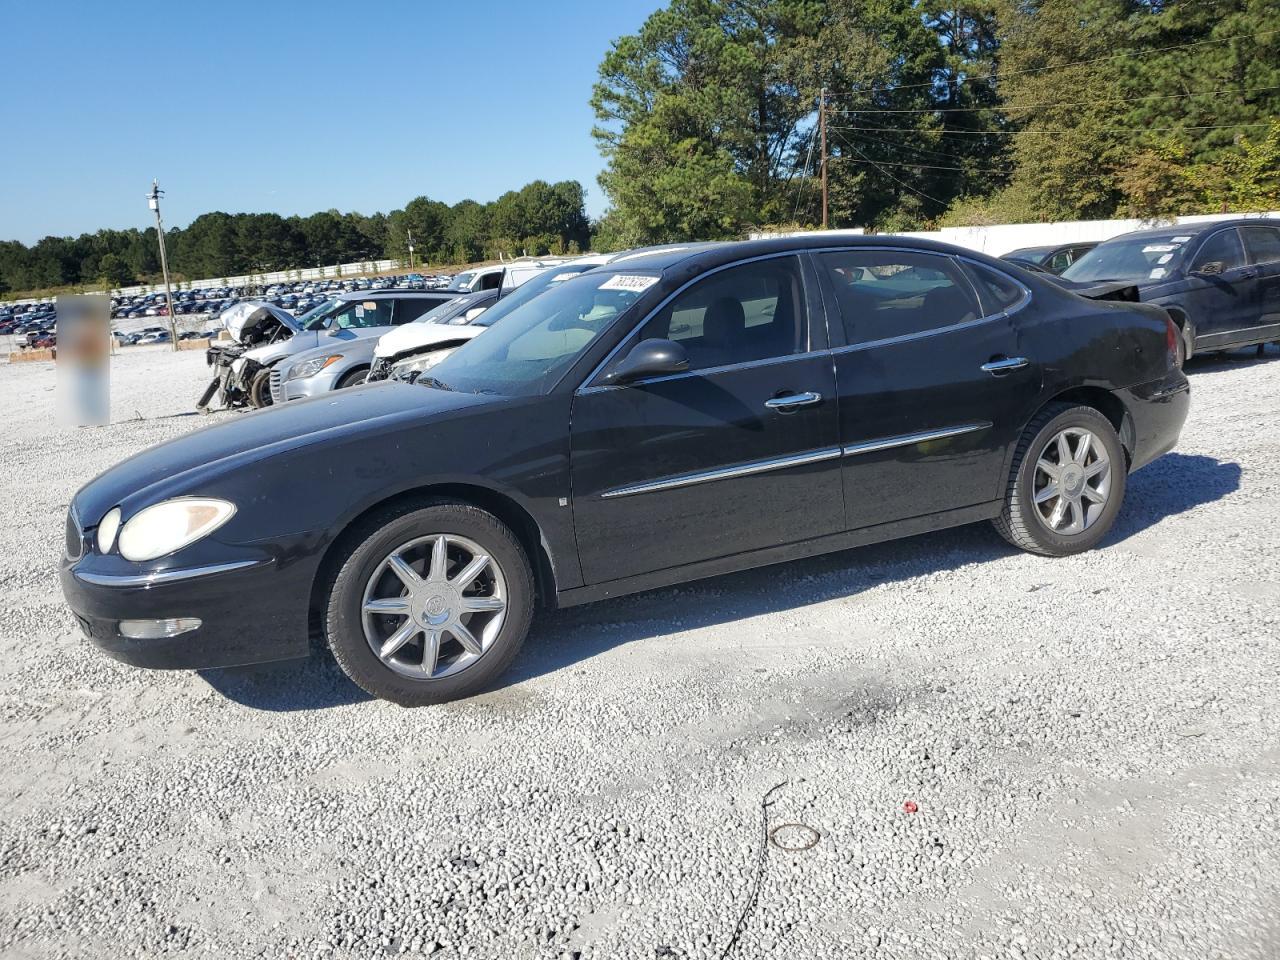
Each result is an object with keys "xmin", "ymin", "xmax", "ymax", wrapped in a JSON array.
[{"xmin": 0, "ymin": 0, "xmax": 660, "ymax": 244}]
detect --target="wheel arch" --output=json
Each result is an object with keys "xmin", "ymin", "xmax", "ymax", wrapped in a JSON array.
[
  {"xmin": 307, "ymin": 483, "xmax": 558, "ymax": 645},
  {"xmin": 1032, "ymin": 386, "xmax": 1135, "ymax": 467}
]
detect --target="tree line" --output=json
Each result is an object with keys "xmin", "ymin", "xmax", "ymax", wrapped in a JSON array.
[
  {"xmin": 591, "ymin": 0, "xmax": 1280, "ymax": 247},
  {"xmin": 0, "ymin": 179, "xmax": 591, "ymax": 296}
]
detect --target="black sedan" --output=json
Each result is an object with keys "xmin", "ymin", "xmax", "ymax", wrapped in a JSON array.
[
  {"xmin": 1061, "ymin": 218, "xmax": 1280, "ymax": 358},
  {"xmin": 60, "ymin": 236, "xmax": 1189, "ymax": 706},
  {"xmin": 1002, "ymin": 242, "xmax": 1098, "ymax": 275}
]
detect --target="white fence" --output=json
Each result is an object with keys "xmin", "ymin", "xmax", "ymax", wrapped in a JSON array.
[
  {"xmin": 2, "ymin": 258, "xmax": 408, "ymax": 308},
  {"xmin": 755, "ymin": 211, "xmax": 1280, "ymax": 256}
]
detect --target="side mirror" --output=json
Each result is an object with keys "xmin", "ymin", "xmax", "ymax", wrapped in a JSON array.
[
  {"xmin": 606, "ymin": 338, "xmax": 689, "ymax": 384},
  {"xmin": 1193, "ymin": 260, "xmax": 1224, "ymax": 277}
]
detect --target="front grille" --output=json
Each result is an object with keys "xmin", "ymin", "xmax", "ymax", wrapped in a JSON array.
[
  {"xmin": 269, "ymin": 368, "xmax": 285, "ymax": 404},
  {"xmin": 65, "ymin": 510, "xmax": 84, "ymax": 561},
  {"xmin": 367, "ymin": 358, "xmax": 392, "ymax": 382}
]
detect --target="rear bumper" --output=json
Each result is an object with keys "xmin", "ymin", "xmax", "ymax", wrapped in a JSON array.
[
  {"xmin": 1122, "ymin": 370, "xmax": 1190, "ymax": 472},
  {"xmin": 59, "ymin": 550, "xmax": 313, "ymax": 670}
]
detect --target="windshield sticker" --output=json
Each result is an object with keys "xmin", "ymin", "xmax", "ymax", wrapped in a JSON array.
[
  {"xmin": 1172, "ymin": 236, "xmax": 1192, "ymax": 242},
  {"xmin": 1142, "ymin": 244, "xmax": 1178, "ymax": 253},
  {"xmin": 355, "ymin": 305, "xmax": 365, "ymax": 318},
  {"xmin": 599, "ymin": 274, "xmax": 659, "ymax": 292},
  {"xmin": 1158, "ymin": 253, "xmax": 1174, "ymax": 264},
  {"xmin": 551, "ymin": 272, "xmax": 582, "ymax": 282},
  {"xmin": 1149, "ymin": 267, "xmax": 1168, "ymax": 280},
  {"xmin": 362, "ymin": 301, "xmax": 377, "ymax": 310}
]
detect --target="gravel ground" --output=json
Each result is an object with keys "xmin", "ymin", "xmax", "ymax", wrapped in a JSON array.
[{"xmin": 1, "ymin": 345, "xmax": 1277, "ymax": 960}]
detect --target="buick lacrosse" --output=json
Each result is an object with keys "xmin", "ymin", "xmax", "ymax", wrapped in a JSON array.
[{"xmin": 61, "ymin": 237, "xmax": 1189, "ymax": 705}]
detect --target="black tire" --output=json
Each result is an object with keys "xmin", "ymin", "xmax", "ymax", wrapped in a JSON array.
[
  {"xmin": 1181, "ymin": 321, "xmax": 1195, "ymax": 362},
  {"xmin": 248, "ymin": 368, "xmax": 273, "ymax": 408},
  {"xmin": 323, "ymin": 501, "xmax": 534, "ymax": 706},
  {"xmin": 992, "ymin": 403, "xmax": 1127, "ymax": 556},
  {"xmin": 335, "ymin": 367, "xmax": 369, "ymax": 389}
]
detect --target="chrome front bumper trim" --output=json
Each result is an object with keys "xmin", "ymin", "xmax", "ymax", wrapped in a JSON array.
[{"xmin": 74, "ymin": 559, "xmax": 264, "ymax": 588}]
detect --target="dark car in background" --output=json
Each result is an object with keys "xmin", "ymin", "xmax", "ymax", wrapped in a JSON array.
[
  {"xmin": 1002, "ymin": 242, "xmax": 1098, "ymax": 275},
  {"xmin": 60, "ymin": 235, "xmax": 1188, "ymax": 706},
  {"xmin": 1061, "ymin": 218, "xmax": 1280, "ymax": 358}
]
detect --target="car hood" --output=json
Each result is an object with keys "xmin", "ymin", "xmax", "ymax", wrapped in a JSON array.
[
  {"xmin": 221, "ymin": 301, "xmax": 300, "ymax": 341},
  {"xmin": 375, "ymin": 323, "xmax": 484, "ymax": 359},
  {"xmin": 71, "ymin": 383, "xmax": 499, "ymax": 526}
]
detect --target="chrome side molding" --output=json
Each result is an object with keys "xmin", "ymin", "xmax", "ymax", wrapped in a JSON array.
[
  {"xmin": 843, "ymin": 422, "xmax": 991, "ymax": 458},
  {"xmin": 602, "ymin": 447, "xmax": 842, "ymax": 499},
  {"xmin": 74, "ymin": 559, "xmax": 265, "ymax": 588}
]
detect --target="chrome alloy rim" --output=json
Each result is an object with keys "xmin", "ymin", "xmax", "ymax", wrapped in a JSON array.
[
  {"xmin": 1033, "ymin": 427, "xmax": 1112, "ymax": 535},
  {"xmin": 361, "ymin": 534, "xmax": 507, "ymax": 680}
]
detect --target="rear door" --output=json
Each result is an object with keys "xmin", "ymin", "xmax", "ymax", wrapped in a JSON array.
[
  {"xmin": 1184, "ymin": 227, "xmax": 1255, "ymax": 347},
  {"xmin": 569, "ymin": 255, "xmax": 843, "ymax": 585},
  {"xmin": 815, "ymin": 249, "xmax": 1042, "ymax": 531},
  {"xmin": 1240, "ymin": 225, "xmax": 1280, "ymax": 338}
]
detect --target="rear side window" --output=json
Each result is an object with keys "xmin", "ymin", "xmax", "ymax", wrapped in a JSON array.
[
  {"xmin": 636, "ymin": 257, "xmax": 807, "ymax": 371},
  {"xmin": 964, "ymin": 262, "xmax": 1027, "ymax": 314},
  {"xmin": 394, "ymin": 298, "xmax": 448, "ymax": 324},
  {"xmin": 1192, "ymin": 229, "xmax": 1245, "ymax": 272},
  {"xmin": 1241, "ymin": 226, "xmax": 1280, "ymax": 265},
  {"xmin": 818, "ymin": 250, "xmax": 980, "ymax": 345}
]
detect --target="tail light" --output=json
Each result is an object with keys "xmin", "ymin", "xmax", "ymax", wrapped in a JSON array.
[{"xmin": 1165, "ymin": 315, "xmax": 1182, "ymax": 369}]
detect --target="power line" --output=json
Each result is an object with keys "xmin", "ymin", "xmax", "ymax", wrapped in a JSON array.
[
  {"xmin": 828, "ymin": 121, "xmax": 1276, "ymax": 135},
  {"xmin": 828, "ymin": 128, "xmax": 950, "ymax": 206},
  {"xmin": 845, "ymin": 127, "xmax": 1014, "ymax": 167},
  {"xmin": 831, "ymin": 153, "xmax": 1014, "ymax": 175},
  {"xmin": 829, "ymin": 82, "xmax": 1280, "ymax": 114},
  {"xmin": 820, "ymin": 25, "xmax": 1280, "ymax": 95}
]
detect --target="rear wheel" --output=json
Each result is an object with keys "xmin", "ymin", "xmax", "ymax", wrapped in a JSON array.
[
  {"xmin": 993, "ymin": 404, "xmax": 1126, "ymax": 556},
  {"xmin": 323, "ymin": 502, "xmax": 534, "ymax": 706}
]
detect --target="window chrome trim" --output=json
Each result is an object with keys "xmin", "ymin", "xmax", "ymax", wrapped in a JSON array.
[
  {"xmin": 577, "ymin": 348, "xmax": 830, "ymax": 394},
  {"xmin": 843, "ymin": 422, "xmax": 992, "ymax": 458},
  {"xmin": 74, "ymin": 559, "xmax": 265, "ymax": 588},
  {"xmin": 578, "ymin": 251, "xmax": 815, "ymax": 392},
  {"xmin": 601, "ymin": 447, "xmax": 842, "ymax": 500}
]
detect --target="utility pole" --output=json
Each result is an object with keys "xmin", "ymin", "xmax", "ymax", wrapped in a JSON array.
[
  {"xmin": 146, "ymin": 180, "xmax": 179, "ymax": 350},
  {"xmin": 406, "ymin": 229, "xmax": 415, "ymax": 271},
  {"xmin": 819, "ymin": 87, "xmax": 829, "ymax": 231}
]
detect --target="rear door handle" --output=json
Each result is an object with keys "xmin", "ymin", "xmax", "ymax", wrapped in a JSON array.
[
  {"xmin": 765, "ymin": 391, "xmax": 823, "ymax": 412},
  {"xmin": 981, "ymin": 356, "xmax": 1029, "ymax": 376}
]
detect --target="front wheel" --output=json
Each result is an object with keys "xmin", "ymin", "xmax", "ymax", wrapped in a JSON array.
[
  {"xmin": 993, "ymin": 403, "xmax": 1126, "ymax": 556},
  {"xmin": 247, "ymin": 368, "xmax": 274, "ymax": 408},
  {"xmin": 323, "ymin": 502, "xmax": 534, "ymax": 706},
  {"xmin": 335, "ymin": 367, "xmax": 369, "ymax": 389}
]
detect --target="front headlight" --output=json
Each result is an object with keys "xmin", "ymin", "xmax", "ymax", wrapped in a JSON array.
[
  {"xmin": 289, "ymin": 354, "xmax": 343, "ymax": 380},
  {"xmin": 96, "ymin": 507, "xmax": 122, "ymax": 554},
  {"xmin": 117, "ymin": 498, "xmax": 236, "ymax": 562},
  {"xmin": 391, "ymin": 349, "xmax": 452, "ymax": 380}
]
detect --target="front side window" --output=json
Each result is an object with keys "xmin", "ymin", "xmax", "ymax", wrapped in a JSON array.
[
  {"xmin": 819, "ymin": 250, "xmax": 979, "ymax": 345},
  {"xmin": 1191, "ymin": 230, "xmax": 1245, "ymax": 273},
  {"xmin": 1241, "ymin": 226, "xmax": 1280, "ymax": 265},
  {"xmin": 425, "ymin": 272, "xmax": 654, "ymax": 396},
  {"xmin": 633, "ymin": 257, "xmax": 806, "ymax": 371}
]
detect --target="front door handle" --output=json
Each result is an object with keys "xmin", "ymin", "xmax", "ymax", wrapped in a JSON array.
[
  {"xmin": 765, "ymin": 391, "xmax": 823, "ymax": 412},
  {"xmin": 981, "ymin": 356, "xmax": 1029, "ymax": 376}
]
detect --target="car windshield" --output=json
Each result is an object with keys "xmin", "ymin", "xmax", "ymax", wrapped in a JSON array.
[
  {"xmin": 472, "ymin": 263, "xmax": 600, "ymax": 328},
  {"xmin": 299, "ymin": 298, "xmax": 344, "ymax": 329},
  {"xmin": 414, "ymin": 298, "xmax": 471, "ymax": 326},
  {"xmin": 1061, "ymin": 235, "xmax": 1189, "ymax": 283},
  {"xmin": 447, "ymin": 272, "xmax": 477, "ymax": 291},
  {"xmin": 423, "ymin": 271, "xmax": 655, "ymax": 396}
]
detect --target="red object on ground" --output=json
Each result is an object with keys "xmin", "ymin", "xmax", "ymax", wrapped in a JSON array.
[{"xmin": 903, "ymin": 801, "xmax": 918, "ymax": 814}]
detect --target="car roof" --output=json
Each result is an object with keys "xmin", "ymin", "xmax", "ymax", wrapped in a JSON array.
[
  {"xmin": 1104, "ymin": 218, "xmax": 1280, "ymax": 242},
  {"xmin": 593, "ymin": 233, "xmax": 1019, "ymax": 277},
  {"xmin": 332, "ymin": 289, "xmax": 460, "ymax": 301}
]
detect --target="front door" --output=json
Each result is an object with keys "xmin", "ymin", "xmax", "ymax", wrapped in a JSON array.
[
  {"xmin": 569, "ymin": 256, "xmax": 844, "ymax": 586},
  {"xmin": 1184, "ymin": 227, "xmax": 1256, "ymax": 347},
  {"xmin": 813, "ymin": 250, "xmax": 1042, "ymax": 531}
]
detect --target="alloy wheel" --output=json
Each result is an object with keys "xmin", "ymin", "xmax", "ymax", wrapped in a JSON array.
[
  {"xmin": 361, "ymin": 534, "xmax": 507, "ymax": 680},
  {"xmin": 1032, "ymin": 427, "xmax": 1112, "ymax": 536}
]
